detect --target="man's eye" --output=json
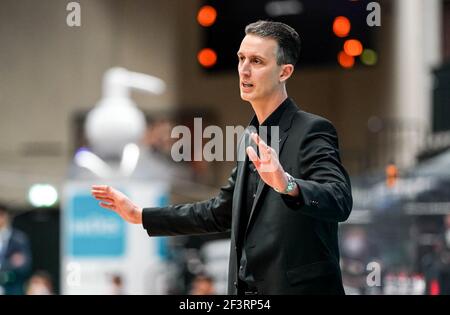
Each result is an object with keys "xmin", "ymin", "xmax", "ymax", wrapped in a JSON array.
[
  {"xmin": 252, "ymin": 59, "xmax": 261, "ymax": 64},
  {"xmin": 238, "ymin": 56, "xmax": 244, "ymax": 61}
]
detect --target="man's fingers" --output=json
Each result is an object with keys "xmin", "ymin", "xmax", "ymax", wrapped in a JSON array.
[
  {"xmin": 92, "ymin": 187, "xmax": 117, "ymax": 197},
  {"xmin": 249, "ymin": 133, "xmax": 273, "ymax": 163},
  {"xmin": 92, "ymin": 192, "xmax": 113, "ymax": 198},
  {"xmin": 92, "ymin": 185, "xmax": 119, "ymax": 212},
  {"xmin": 99, "ymin": 202, "xmax": 116, "ymax": 211},
  {"xmin": 246, "ymin": 146, "xmax": 260, "ymax": 168},
  {"xmin": 91, "ymin": 188, "xmax": 108, "ymax": 192},
  {"xmin": 93, "ymin": 196, "xmax": 115, "ymax": 203},
  {"xmin": 91, "ymin": 185, "xmax": 114, "ymax": 196},
  {"xmin": 92, "ymin": 194, "xmax": 114, "ymax": 202},
  {"xmin": 91, "ymin": 185, "xmax": 109, "ymax": 191},
  {"xmin": 250, "ymin": 132, "xmax": 259, "ymax": 145},
  {"xmin": 251, "ymin": 133, "xmax": 269, "ymax": 151}
]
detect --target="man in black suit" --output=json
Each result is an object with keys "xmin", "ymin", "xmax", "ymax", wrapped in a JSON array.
[{"xmin": 92, "ymin": 20, "xmax": 352, "ymax": 295}]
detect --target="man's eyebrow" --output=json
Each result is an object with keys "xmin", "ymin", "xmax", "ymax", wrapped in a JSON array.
[{"xmin": 236, "ymin": 52, "xmax": 266, "ymax": 60}]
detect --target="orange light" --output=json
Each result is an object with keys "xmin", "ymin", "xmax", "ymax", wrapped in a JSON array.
[
  {"xmin": 338, "ymin": 51, "xmax": 354, "ymax": 69},
  {"xmin": 333, "ymin": 16, "xmax": 351, "ymax": 38},
  {"xmin": 385, "ymin": 163, "xmax": 399, "ymax": 188},
  {"xmin": 197, "ymin": 5, "xmax": 217, "ymax": 27},
  {"xmin": 198, "ymin": 48, "xmax": 217, "ymax": 68},
  {"xmin": 344, "ymin": 39, "xmax": 363, "ymax": 56}
]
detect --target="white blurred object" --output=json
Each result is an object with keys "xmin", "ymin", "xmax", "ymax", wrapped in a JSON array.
[
  {"xmin": 74, "ymin": 145, "xmax": 141, "ymax": 179},
  {"xmin": 383, "ymin": 273, "xmax": 425, "ymax": 295},
  {"xmin": 74, "ymin": 149, "xmax": 113, "ymax": 178},
  {"xmin": 28, "ymin": 184, "xmax": 58, "ymax": 207},
  {"xmin": 412, "ymin": 274, "xmax": 426, "ymax": 295},
  {"xmin": 120, "ymin": 143, "xmax": 140, "ymax": 177},
  {"xmin": 85, "ymin": 67, "xmax": 166, "ymax": 158}
]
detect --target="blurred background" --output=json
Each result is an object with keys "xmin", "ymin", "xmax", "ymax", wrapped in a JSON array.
[{"xmin": 0, "ymin": 0, "xmax": 449, "ymax": 295}]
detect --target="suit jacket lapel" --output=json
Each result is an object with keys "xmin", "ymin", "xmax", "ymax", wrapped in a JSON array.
[{"xmin": 232, "ymin": 129, "xmax": 251, "ymax": 242}]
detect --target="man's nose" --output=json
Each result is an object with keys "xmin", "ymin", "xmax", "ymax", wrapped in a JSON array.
[{"xmin": 239, "ymin": 62, "xmax": 250, "ymax": 76}]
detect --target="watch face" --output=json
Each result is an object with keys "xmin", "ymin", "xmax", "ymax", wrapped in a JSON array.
[
  {"xmin": 276, "ymin": 173, "xmax": 295, "ymax": 194},
  {"xmin": 287, "ymin": 182, "xmax": 294, "ymax": 192},
  {"xmin": 286, "ymin": 175, "xmax": 296, "ymax": 192}
]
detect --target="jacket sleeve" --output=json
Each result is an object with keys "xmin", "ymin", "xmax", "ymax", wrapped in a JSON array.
[
  {"xmin": 282, "ymin": 118, "xmax": 353, "ymax": 222},
  {"xmin": 142, "ymin": 167, "xmax": 236, "ymax": 236}
]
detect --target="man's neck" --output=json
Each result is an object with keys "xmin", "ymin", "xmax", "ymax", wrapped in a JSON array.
[{"xmin": 251, "ymin": 90, "xmax": 288, "ymax": 124}]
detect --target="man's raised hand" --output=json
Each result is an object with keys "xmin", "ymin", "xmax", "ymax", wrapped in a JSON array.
[{"xmin": 246, "ymin": 132, "xmax": 299, "ymax": 197}]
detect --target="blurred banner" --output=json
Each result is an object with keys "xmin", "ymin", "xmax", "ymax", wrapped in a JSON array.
[{"xmin": 61, "ymin": 180, "xmax": 169, "ymax": 294}]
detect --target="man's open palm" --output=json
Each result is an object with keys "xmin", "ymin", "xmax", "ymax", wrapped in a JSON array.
[
  {"xmin": 91, "ymin": 185, "xmax": 142, "ymax": 224},
  {"xmin": 246, "ymin": 133, "xmax": 289, "ymax": 193}
]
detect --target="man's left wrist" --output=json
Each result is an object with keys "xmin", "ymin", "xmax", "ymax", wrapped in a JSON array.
[{"xmin": 275, "ymin": 172, "xmax": 296, "ymax": 194}]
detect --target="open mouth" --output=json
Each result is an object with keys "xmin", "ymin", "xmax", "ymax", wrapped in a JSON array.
[{"xmin": 241, "ymin": 82, "xmax": 254, "ymax": 88}]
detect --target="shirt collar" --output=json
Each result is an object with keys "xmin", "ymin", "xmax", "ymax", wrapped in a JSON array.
[{"xmin": 249, "ymin": 97, "xmax": 290, "ymax": 128}]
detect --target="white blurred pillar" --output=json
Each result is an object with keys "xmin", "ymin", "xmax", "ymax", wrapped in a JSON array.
[{"xmin": 393, "ymin": 0, "xmax": 442, "ymax": 168}]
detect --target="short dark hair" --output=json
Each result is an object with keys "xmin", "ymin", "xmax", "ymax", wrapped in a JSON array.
[{"xmin": 245, "ymin": 20, "xmax": 301, "ymax": 66}]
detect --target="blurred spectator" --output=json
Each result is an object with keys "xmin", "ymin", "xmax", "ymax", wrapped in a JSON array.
[
  {"xmin": 25, "ymin": 270, "xmax": 54, "ymax": 295},
  {"xmin": 340, "ymin": 226, "xmax": 381, "ymax": 294},
  {"xmin": 138, "ymin": 117, "xmax": 193, "ymax": 182},
  {"xmin": 444, "ymin": 214, "xmax": 450, "ymax": 253},
  {"xmin": 144, "ymin": 118, "xmax": 175, "ymax": 158},
  {"xmin": 422, "ymin": 214, "xmax": 450, "ymax": 295},
  {"xmin": 189, "ymin": 273, "xmax": 216, "ymax": 295},
  {"xmin": 0, "ymin": 203, "xmax": 32, "ymax": 295},
  {"xmin": 109, "ymin": 273, "xmax": 125, "ymax": 295}
]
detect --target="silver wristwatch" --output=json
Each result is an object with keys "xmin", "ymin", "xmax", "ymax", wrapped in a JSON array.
[{"xmin": 274, "ymin": 172, "xmax": 296, "ymax": 194}]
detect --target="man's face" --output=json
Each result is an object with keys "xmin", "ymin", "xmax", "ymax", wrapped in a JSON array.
[{"xmin": 237, "ymin": 35, "xmax": 284, "ymax": 103}]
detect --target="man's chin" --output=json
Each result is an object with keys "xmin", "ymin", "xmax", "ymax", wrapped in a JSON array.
[{"xmin": 240, "ymin": 92, "xmax": 252, "ymax": 102}]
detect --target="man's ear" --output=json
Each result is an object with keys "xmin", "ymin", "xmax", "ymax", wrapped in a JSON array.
[{"xmin": 279, "ymin": 64, "xmax": 294, "ymax": 83}]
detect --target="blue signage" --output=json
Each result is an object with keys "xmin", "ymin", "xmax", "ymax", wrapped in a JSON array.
[{"xmin": 67, "ymin": 193, "xmax": 126, "ymax": 257}]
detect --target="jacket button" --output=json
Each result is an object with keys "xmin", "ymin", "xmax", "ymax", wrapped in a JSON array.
[{"xmin": 234, "ymin": 281, "xmax": 237, "ymax": 288}]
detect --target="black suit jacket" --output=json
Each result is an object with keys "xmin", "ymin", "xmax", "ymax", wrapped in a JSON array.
[{"xmin": 143, "ymin": 98, "xmax": 353, "ymax": 294}]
